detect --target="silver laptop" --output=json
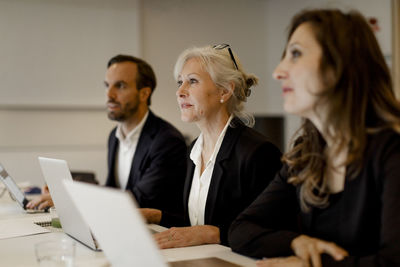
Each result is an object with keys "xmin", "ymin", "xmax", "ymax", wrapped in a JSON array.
[
  {"xmin": 0, "ymin": 162, "xmax": 48, "ymax": 213},
  {"xmin": 62, "ymin": 180, "xmax": 242, "ymax": 267},
  {"xmin": 38, "ymin": 157, "xmax": 100, "ymax": 251},
  {"xmin": 63, "ymin": 180, "xmax": 168, "ymax": 267}
]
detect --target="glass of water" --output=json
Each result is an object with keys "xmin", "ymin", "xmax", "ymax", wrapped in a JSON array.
[{"xmin": 35, "ymin": 238, "xmax": 75, "ymax": 267}]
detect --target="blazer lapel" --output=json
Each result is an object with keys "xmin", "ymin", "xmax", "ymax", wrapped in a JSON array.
[
  {"xmin": 106, "ymin": 129, "xmax": 119, "ymax": 187},
  {"xmin": 125, "ymin": 111, "xmax": 158, "ymax": 190},
  {"xmin": 204, "ymin": 119, "xmax": 244, "ymax": 224},
  {"xmin": 183, "ymin": 158, "xmax": 195, "ymax": 223}
]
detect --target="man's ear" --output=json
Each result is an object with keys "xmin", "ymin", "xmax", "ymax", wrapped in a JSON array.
[{"xmin": 139, "ymin": 87, "xmax": 151, "ymax": 103}]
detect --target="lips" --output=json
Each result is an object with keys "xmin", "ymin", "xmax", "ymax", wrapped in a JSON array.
[
  {"xmin": 282, "ymin": 87, "xmax": 294, "ymax": 94},
  {"xmin": 107, "ymin": 101, "xmax": 120, "ymax": 110},
  {"xmin": 180, "ymin": 103, "xmax": 193, "ymax": 109}
]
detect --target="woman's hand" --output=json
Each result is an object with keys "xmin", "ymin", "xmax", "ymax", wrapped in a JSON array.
[
  {"xmin": 154, "ymin": 225, "xmax": 220, "ymax": 249},
  {"xmin": 140, "ymin": 208, "xmax": 162, "ymax": 224},
  {"xmin": 26, "ymin": 185, "xmax": 53, "ymax": 210},
  {"xmin": 256, "ymin": 256, "xmax": 309, "ymax": 267},
  {"xmin": 291, "ymin": 235, "xmax": 348, "ymax": 267}
]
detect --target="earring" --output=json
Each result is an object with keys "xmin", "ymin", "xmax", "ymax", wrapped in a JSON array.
[{"xmin": 220, "ymin": 99, "xmax": 224, "ymax": 103}]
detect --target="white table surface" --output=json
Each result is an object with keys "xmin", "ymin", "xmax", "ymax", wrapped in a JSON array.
[{"xmin": 0, "ymin": 194, "xmax": 256, "ymax": 266}]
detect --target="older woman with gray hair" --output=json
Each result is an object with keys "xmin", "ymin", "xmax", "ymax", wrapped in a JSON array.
[{"xmin": 141, "ymin": 44, "xmax": 281, "ymax": 248}]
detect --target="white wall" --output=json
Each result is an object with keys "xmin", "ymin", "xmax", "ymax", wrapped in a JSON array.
[
  {"xmin": 0, "ymin": 0, "xmax": 141, "ymax": 185},
  {"xmin": 0, "ymin": 0, "xmax": 141, "ymax": 107},
  {"xmin": 0, "ymin": 0, "xmax": 392, "ymax": 186},
  {"xmin": 142, "ymin": 0, "xmax": 271, "ymax": 141},
  {"xmin": 142, "ymin": 0, "xmax": 392, "ymax": 148},
  {"xmin": 263, "ymin": 0, "xmax": 392, "ymax": 147},
  {"xmin": 0, "ymin": 108, "xmax": 115, "ymax": 186}
]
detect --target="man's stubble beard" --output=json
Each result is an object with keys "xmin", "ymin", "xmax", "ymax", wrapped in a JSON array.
[{"xmin": 107, "ymin": 101, "xmax": 139, "ymax": 122}]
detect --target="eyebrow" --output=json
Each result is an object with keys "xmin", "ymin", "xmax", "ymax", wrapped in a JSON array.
[
  {"xmin": 287, "ymin": 42, "xmax": 301, "ymax": 49},
  {"xmin": 186, "ymin": 72, "xmax": 200, "ymax": 77},
  {"xmin": 104, "ymin": 80, "xmax": 127, "ymax": 87},
  {"xmin": 115, "ymin": 80, "xmax": 127, "ymax": 84},
  {"xmin": 178, "ymin": 72, "xmax": 200, "ymax": 78}
]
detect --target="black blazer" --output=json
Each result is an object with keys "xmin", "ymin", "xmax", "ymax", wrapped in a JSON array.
[
  {"xmin": 229, "ymin": 130, "xmax": 400, "ymax": 266},
  {"xmin": 162, "ymin": 118, "xmax": 282, "ymax": 245},
  {"xmin": 105, "ymin": 110, "xmax": 187, "ymax": 214}
]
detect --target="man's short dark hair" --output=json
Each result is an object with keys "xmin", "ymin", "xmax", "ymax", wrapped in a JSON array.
[{"xmin": 107, "ymin": 54, "xmax": 157, "ymax": 106}]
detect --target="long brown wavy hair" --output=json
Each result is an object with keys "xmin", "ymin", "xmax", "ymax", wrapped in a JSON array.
[{"xmin": 282, "ymin": 9, "xmax": 400, "ymax": 212}]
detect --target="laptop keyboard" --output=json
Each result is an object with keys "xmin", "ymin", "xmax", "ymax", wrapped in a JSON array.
[{"xmin": 25, "ymin": 208, "xmax": 49, "ymax": 214}]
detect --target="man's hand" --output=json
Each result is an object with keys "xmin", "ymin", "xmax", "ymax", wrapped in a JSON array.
[
  {"xmin": 26, "ymin": 185, "xmax": 53, "ymax": 210},
  {"xmin": 140, "ymin": 208, "xmax": 162, "ymax": 224}
]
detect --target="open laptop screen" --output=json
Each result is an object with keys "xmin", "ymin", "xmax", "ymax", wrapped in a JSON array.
[{"xmin": 0, "ymin": 163, "xmax": 28, "ymax": 208}]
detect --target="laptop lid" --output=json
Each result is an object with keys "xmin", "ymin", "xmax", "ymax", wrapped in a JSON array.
[
  {"xmin": 0, "ymin": 162, "xmax": 28, "ymax": 208},
  {"xmin": 0, "ymin": 162, "xmax": 49, "ymax": 214},
  {"xmin": 38, "ymin": 157, "xmax": 99, "ymax": 250},
  {"xmin": 63, "ymin": 180, "xmax": 168, "ymax": 267}
]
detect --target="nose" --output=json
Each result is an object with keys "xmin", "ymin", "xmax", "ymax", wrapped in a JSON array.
[
  {"xmin": 176, "ymin": 82, "xmax": 188, "ymax": 98},
  {"xmin": 106, "ymin": 86, "xmax": 115, "ymax": 100},
  {"xmin": 272, "ymin": 61, "xmax": 287, "ymax": 81}
]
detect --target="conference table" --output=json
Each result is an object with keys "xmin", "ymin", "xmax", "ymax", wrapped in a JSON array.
[{"xmin": 0, "ymin": 192, "xmax": 257, "ymax": 266}]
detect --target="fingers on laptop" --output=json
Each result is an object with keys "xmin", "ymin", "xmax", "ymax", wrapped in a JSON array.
[{"xmin": 26, "ymin": 193, "xmax": 53, "ymax": 210}]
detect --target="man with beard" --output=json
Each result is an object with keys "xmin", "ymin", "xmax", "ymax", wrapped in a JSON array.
[
  {"xmin": 27, "ymin": 55, "xmax": 187, "ymax": 216},
  {"xmin": 104, "ymin": 55, "xmax": 187, "ymax": 213}
]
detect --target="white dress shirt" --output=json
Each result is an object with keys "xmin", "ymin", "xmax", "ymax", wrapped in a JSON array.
[
  {"xmin": 188, "ymin": 116, "xmax": 233, "ymax": 226},
  {"xmin": 114, "ymin": 111, "xmax": 149, "ymax": 190}
]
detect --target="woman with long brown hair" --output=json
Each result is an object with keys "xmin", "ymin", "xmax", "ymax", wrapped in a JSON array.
[{"xmin": 229, "ymin": 9, "xmax": 400, "ymax": 267}]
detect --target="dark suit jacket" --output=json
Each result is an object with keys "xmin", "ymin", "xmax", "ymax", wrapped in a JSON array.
[
  {"xmin": 229, "ymin": 130, "xmax": 400, "ymax": 266},
  {"xmin": 105, "ymin": 110, "xmax": 187, "ymax": 215},
  {"xmin": 161, "ymin": 118, "xmax": 282, "ymax": 245}
]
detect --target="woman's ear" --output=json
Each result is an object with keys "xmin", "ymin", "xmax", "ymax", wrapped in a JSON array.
[
  {"xmin": 220, "ymin": 82, "xmax": 234, "ymax": 103},
  {"xmin": 323, "ymin": 67, "xmax": 336, "ymax": 90}
]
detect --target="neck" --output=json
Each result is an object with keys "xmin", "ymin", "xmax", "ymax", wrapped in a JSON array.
[
  {"xmin": 121, "ymin": 106, "xmax": 148, "ymax": 136},
  {"xmin": 309, "ymin": 112, "xmax": 347, "ymax": 153},
  {"xmin": 307, "ymin": 104, "xmax": 334, "ymax": 146},
  {"xmin": 197, "ymin": 111, "xmax": 230, "ymax": 155}
]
